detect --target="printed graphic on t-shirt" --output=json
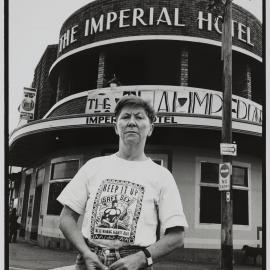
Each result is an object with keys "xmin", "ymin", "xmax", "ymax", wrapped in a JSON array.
[{"xmin": 90, "ymin": 179, "xmax": 145, "ymax": 243}]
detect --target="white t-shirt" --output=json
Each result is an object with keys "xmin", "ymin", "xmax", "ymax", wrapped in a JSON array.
[{"xmin": 57, "ymin": 154, "xmax": 188, "ymax": 248}]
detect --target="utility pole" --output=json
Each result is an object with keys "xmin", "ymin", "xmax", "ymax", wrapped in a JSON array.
[
  {"xmin": 207, "ymin": 0, "xmax": 234, "ymax": 269},
  {"xmin": 220, "ymin": 0, "xmax": 233, "ymax": 269}
]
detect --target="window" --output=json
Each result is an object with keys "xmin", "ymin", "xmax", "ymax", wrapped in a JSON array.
[
  {"xmin": 47, "ymin": 182, "xmax": 69, "ymax": 215},
  {"xmin": 47, "ymin": 160, "xmax": 79, "ymax": 215},
  {"xmin": 152, "ymin": 159, "xmax": 163, "ymax": 166},
  {"xmin": 51, "ymin": 160, "xmax": 79, "ymax": 180},
  {"xmin": 199, "ymin": 162, "xmax": 249, "ymax": 225}
]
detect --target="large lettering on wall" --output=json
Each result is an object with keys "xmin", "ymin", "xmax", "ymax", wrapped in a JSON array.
[
  {"xmin": 59, "ymin": 9, "xmax": 254, "ymax": 53},
  {"xmin": 85, "ymin": 87, "xmax": 262, "ymax": 126},
  {"xmin": 56, "ymin": 0, "xmax": 261, "ymax": 59}
]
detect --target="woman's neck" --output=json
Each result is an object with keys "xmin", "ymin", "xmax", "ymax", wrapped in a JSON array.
[{"xmin": 116, "ymin": 146, "xmax": 147, "ymax": 161}]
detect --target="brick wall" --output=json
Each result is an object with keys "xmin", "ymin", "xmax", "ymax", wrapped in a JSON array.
[
  {"xmin": 48, "ymin": 96, "xmax": 86, "ymax": 118},
  {"xmin": 179, "ymin": 47, "xmax": 189, "ymax": 86},
  {"xmin": 97, "ymin": 51, "xmax": 107, "ymax": 88},
  {"xmin": 32, "ymin": 45, "xmax": 58, "ymax": 120}
]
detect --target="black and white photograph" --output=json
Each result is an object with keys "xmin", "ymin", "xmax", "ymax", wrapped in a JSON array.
[{"xmin": 7, "ymin": 0, "xmax": 266, "ymax": 269}]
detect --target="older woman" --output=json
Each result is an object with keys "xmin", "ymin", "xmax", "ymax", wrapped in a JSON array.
[{"xmin": 57, "ymin": 95, "xmax": 188, "ymax": 270}]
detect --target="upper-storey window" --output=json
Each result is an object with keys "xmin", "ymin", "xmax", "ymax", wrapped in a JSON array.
[
  {"xmin": 189, "ymin": 45, "xmax": 222, "ymax": 91},
  {"xmin": 106, "ymin": 41, "xmax": 179, "ymax": 86}
]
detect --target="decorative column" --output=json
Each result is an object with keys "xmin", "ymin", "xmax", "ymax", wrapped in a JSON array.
[
  {"xmin": 241, "ymin": 64, "xmax": 252, "ymax": 100},
  {"xmin": 97, "ymin": 51, "xmax": 107, "ymax": 88},
  {"xmin": 56, "ymin": 71, "xmax": 66, "ymax": 102},
  {"xmin": 179, "ymin": 47, "xmax": 189, "ymax": 86},
  {"xmin": 234, "ymin": 62, "xmax": 252, "ymax": 100}
]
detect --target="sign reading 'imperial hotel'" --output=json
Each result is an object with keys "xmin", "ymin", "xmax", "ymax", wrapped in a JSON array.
[{"xmin": 59, "ymin": 7, "xmax": 255, "ymax": 53}]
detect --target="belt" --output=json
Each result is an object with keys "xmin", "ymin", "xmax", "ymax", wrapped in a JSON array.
[
  {"xmin": 84, "ymin": 238, "xmax": 144, "ymax": 253},
  {"xmin": 78, "ymin": 239, "xmax": 152, "ymax": 268}
]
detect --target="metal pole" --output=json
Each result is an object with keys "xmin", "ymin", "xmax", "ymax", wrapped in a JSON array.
[
  {"xmin": 220, "ymin": 0, "xmax": 233, "ymax": 269},
  {"xmin": 9, "ymin": 166, "xmax": 13, "ymax": 210}
]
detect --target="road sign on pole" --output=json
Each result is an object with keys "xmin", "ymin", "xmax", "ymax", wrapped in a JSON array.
[
  {"xmin": 219, "ymin": 163, "xmax": 231, "ymax": 191},
  {"xmin": 220, "ymin": 143, "xmax": 237, "ymax": 156}
]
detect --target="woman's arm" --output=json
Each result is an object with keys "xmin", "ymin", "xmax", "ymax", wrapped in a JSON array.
[
  {"xmin": 108, "ymin": 226, "xmax": 184, "ymax": 270},
  {"xmin": 148, "ymin": 226, "xmax": 184, "ymax": 261},
  {"xmin": 59, "ymin": 205, "xmax": 107, "ymax": 270}
]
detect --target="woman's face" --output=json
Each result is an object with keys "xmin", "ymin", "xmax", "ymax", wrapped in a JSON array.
[{"xmin": 115, "ymin": 106, "xmax": 153, "ymax": 147}]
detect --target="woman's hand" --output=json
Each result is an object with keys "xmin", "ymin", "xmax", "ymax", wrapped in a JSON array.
[
  {"xmin": 83, "ymin": 251, "xmax": 108, "ymax": 270},
  {"xmin": 108, "ymin": 251, "xmax": 146, "ymax": 270}
]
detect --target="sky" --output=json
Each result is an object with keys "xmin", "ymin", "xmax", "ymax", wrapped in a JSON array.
[{"xmin": 9, "ymin": 0, "xmax": 263, "ymax": 132}]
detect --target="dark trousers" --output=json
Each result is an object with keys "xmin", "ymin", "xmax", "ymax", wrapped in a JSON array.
[{"xmin": 9, "ymin": 226, "xmax": 18, "ymax": 243}]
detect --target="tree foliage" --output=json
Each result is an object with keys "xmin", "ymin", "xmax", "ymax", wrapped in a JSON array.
[{"xmin": 207, "ymin": 0, "xmax": 230, "ymax": 17}]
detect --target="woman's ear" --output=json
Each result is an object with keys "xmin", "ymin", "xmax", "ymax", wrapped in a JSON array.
[
  {"xmin": 114, "ymin": 123, "xmax": 119, "ymax": 135},
  {"xmin": 147, "ymin": 124, "xmax": 154, "ymax": 137}
]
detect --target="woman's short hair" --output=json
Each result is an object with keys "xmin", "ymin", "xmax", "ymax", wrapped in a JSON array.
[{"xmin": 114, "ymin": 95, "xmax": 156, "ymax": 123}]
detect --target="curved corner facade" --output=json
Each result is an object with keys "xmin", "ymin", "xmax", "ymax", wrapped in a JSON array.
[{"xmin": 9, "ymin": 0, "xmax": 263, "ymax": 254}]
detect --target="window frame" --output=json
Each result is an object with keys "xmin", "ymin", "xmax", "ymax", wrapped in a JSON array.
[
  {"xmin": 147, "ymin": 153, "xmax": 168, "ymax": 168},
  {"xmin": 36, "ymin": 167, "xmax": 45, "ymax": 187},
  {"xmin": 46, "ymin": 156, "xmax": 82, "ymax": 216},
  {"xmin": 34, "ymin": 167, "xmax": 45, "ymax": 218},
  {"xmin": 194, "ymin": 157, "xmax": 251, "ymax": 231},
  {"xmin": 50, "ymin": 159, "xmax": 80, "ymax": 183}
]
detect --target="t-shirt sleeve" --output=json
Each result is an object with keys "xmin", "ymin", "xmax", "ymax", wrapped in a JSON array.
[
  {"xmin": 57, "ymin": 165, "xmax": 89, "ymax": 215},
  {"xmin": 158, "ymin": 171, "xmax": 188, "ymax": 235}
]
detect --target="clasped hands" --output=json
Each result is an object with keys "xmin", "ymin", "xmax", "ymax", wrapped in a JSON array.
[{"xmin": 83, "ymin": 250, "xmax": 147, "ymax": 270}]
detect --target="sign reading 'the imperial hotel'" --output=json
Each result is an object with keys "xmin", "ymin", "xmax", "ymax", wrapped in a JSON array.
[{"xmin": 59, "ymin": 7, "xmax": 256, "ymax": 54}]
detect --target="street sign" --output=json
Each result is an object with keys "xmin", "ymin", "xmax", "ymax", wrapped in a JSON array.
[
  {"xmin": 220, "ymin": 143, "xmax": 237, "ymax": 156},
  {"xmin": 219, "ymin": 163, "xmax": 231, "ymax": 191},
  {"xmin": 20, "ymin": 87, "xmax": 37, "ymax": 120}
]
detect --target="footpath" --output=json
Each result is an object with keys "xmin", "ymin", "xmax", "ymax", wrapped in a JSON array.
[{"xmin": 9, "ymin": 240, "xmax": 263, "ymax": 270}]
